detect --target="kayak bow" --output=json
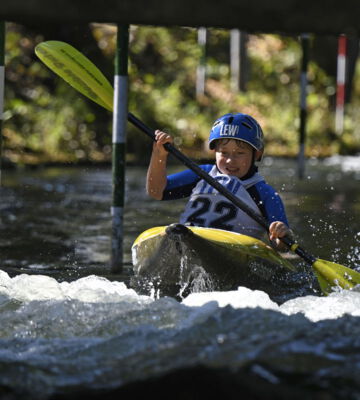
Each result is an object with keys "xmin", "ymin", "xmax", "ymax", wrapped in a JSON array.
[{"xmin": 131, "ymin": 223, "xmax": 295, "ymax": 297}]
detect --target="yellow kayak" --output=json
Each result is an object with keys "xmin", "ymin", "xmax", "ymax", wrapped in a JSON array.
[{"xmin": 131, "ymin": 223, "xmax": 295, "ymax": 298}]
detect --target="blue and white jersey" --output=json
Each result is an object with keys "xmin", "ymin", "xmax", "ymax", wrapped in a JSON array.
[{"xmin": 162, "ymin": 164, "xmax": 289, "ymax": 239}]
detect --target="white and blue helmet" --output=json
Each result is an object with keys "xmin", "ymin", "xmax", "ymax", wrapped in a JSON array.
[{"xmin": 209, "ymin": 113, "xmax": 264, "ymax": 151}]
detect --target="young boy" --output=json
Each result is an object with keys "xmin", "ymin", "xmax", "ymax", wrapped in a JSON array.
[{"xmin": 146, "ymin": 113, "xmax": 292, "ymax": 251}]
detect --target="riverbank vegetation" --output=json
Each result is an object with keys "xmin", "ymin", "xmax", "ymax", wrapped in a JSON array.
[{"xmin": 2, "ymin": 23, "xmax": 360, "ymax": 167}]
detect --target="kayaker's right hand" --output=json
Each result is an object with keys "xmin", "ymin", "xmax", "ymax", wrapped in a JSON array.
[{"xmin": 153, "ymin": 130, "xmax": 173, "ymax": 157}]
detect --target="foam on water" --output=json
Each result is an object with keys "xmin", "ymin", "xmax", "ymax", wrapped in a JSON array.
[
  {"xmin": 280, "ymin": 286, "xmax": 360, "ymax": 321},
  {"xmin": 182, "ymin": 286, "xmax": 279, "ymax": 311},
  {"xmin": 0, "ymin": 270, "xmax": 150, "ymax": 304},
  {"xmin": 1, "ymin": 270, "xmax": 360, "ymax": 326},
  {"xmin": 182, "ymin": 284, "xmax": 360, "ymax": 322}
]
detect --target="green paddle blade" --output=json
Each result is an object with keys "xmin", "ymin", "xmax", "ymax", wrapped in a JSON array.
[
  {"xmin": 35, "ymin": 41, "xmax": 114, "ymax": 111},
  {"xmin": 312, "ymin": 258, "xmax": 360, "ymax": 294}
]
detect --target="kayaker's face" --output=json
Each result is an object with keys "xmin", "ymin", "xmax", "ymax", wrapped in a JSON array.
[{"xmin": 214, "ymin": 139, "xmax": 255, "ymax": 178}]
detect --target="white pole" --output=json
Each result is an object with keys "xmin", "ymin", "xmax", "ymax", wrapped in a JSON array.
[
  {"xmin": 335, "ymin": 34, "xmax": 347, "ymax": 135},
  {"xmin": 230, "ymin": 29, "xmax": 240, "ymax": 92},
  {"xmin": 196, "ymin": 27, "xmax": 206, "ymax": 98},
  {"xmin": 111, "ymin": 24, "xmax": 129, "ymax": 272},
  {"xmin": 0, "ymin": 22, "xmax": 5, "ymax": 184}
]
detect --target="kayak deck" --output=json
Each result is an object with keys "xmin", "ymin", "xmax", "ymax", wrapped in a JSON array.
[{"xmin": 131, "ymin": 224, "xmax": 295, "ymax": 298}]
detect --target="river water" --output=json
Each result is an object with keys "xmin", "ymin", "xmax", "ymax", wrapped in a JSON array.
[{"xmin": 0, "ymin": 156, "xmax": 359, "ymax": 399}]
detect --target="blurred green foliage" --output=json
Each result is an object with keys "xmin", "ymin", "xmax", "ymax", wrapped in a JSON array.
[{"xmin": 2, "ymin": 23, "xmax": 360, "ymax": 166}]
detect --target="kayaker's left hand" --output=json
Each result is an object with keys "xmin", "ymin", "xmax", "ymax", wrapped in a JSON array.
[{"xmin": 269, "ymin": 221, "xmax": 293, "ymax": 250}]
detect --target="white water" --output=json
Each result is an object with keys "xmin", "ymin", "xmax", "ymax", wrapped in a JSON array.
[
  {"xmin": 1, "ymin": 158, "xmax": 360, "ymax": 398},
  {"xmin": 1, "ymin": 270, "xmax": 360, "ymax": 398}
]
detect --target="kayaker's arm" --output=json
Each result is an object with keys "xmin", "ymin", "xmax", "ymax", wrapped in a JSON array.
[{"xmin": 146, "ymin": 130, "xmax": 173, "ymax": 200}]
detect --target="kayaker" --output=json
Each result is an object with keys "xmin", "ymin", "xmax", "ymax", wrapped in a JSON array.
[{"xmin": 146, "ymin": 113, "xmax": 293, "ymax": 251}]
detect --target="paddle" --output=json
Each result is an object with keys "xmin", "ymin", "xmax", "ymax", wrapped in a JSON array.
[
  {"xmin": 128, "ymin": 114, "xmax": 360, "ymax": 294},
  {"xmin": 35, "ymin": 40, "xmax": 360, "ymax": 295}
]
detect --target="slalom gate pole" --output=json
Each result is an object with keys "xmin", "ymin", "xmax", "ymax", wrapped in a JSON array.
[
  {"xmin": 335, "ymin": 34, "xmax": 346, "ymax": 135},
  {"xmin": 111, "ymin": 24, "xmax": 129, "ymax": 273},
  {"xmin": 0, "ymin": 22, "xmax": 5, "ymax": 185},
  {"xmin": 230, "ymin": 29, "xmax": 240, "ymax": 92},
  {"xmin": 230, "ymin": 30, "xmax": 247, "ymax": 93},
  {"xmin": 298, "ymin": 33, "xmax": 309, "ymax": 180},
  {"xmin": 196, "ymin": 27, "xmax": 206, "ymax": 98}
]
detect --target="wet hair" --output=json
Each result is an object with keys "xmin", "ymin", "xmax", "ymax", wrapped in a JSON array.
[{"xmin": 213, "ymin": 138, "xmax": 253, "ymax": 150}]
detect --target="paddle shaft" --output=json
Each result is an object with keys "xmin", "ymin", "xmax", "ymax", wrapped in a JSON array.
[{"xmin": 128, "ymin": 112, "xmax": 316, "ymax": 265}]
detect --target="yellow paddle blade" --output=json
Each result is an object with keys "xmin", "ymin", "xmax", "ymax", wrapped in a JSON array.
[
  {"xmin": 35, "ymin": 41, "xmax": 114, "ymax": 111},
  {"xmin": 312, "ymin": 258, "xmax": 360, "ymax": 294}
]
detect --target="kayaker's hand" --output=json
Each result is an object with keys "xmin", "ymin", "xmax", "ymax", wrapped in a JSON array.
[
  {"xmin": 153, "ymin": 130, "xmax": 173, "ymax": 157},
  {"xmin": 269, "ymin": 221, "xmax": 293, "ymax": 251}
]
